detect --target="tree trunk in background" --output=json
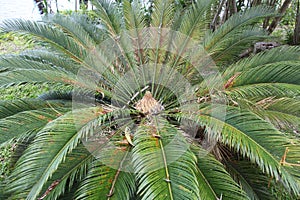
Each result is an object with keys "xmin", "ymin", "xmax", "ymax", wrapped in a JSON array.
[
  {"xmin": 263, "ymin": 0, "xmax": 277, "ymax": 29},
  {"xmin": 211, "ymin": 0, "xmax": 226, "ymax": 30},
  {"xmin": 293, "ymin": 0, "xmax": 300, "ymax": 45},
  {"xmin": 267, "ymin": 0, "xmax": 292, "ymax": 34},
  {"xmin": 251, "ymin": 0, "xmax": 262, "ymax": 7},
  {"xmin": 33, "ymin": 0, "xmax": 45, "ymax": 14},
  {"xmin": 80, "ymin": 0, "xmax": 89, "ymax": 9},
  {"xmin": 230, "ymin": 0, "xmax": 237, "ymax": 14}
]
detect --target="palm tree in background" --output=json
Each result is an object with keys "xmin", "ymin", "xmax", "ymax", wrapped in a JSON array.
[{"xmin": 0, "ymin": 0, "xmax": 299, "ymax": 199}]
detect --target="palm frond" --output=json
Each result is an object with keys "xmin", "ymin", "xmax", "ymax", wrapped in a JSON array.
[
  {"xmin": 224, "ymin": 156, "xmax": 293, "ymax": 200},
  {"xmin": 255, "ymin": 110, "xmax": 300, "ymax": 132},
  {"xmin": 0, "ymin": 69, "xmax": 77, "ymax": 88},
  {"xmin": 75, "ymin": 158, "xmax": 136, "ymax": 200},
  {"xmin": 43, "ymin": 14, "xmax": 96, "ymax": 48},
  {"xmin": 150, "ymin": 0, "xmax": 175, "ymax": 28},
  {"xmin": 175, "ymin": 106, "xmax": 300, "ymax": 195},
  {"xmin": 0, "ymin": 54, "xmax": 73, "ymax": 73},
  {"xmin": 38, "ymin": 145, "xmax": 93, "ymax": 200},
  {"xmin": 4, "ymin": 107, "xmax": 110, "ymax": 199},
  {"xmin": 147, "ymin": 0, "xmax": 176, "ymax": 94},
  {"xmin": 177, "ymin": 0, "xmax": 212, "ymax": 40},
  {"xmin": 64, "ymin": 13, "xmax": 107, "ymax": 43},
  {"xmin": 0, "ymin": 19, "xmax": 87, "ymax": 63},
  {"xmin": 210, "ymin": 28, "xmax": 269, "ymax": 65},
  {"xmin": 19, "ymin": 49, "xmax": 81, "ymax": 74},
  {"xmin": 122, "ymin": 0, "xmax": 147, "ymax": 65},
  {"xmin": 192, "ymin": 145, "xmax": 249, "ymax": 200},
  {"xmin": 227, "ymin": 83, "xmax": 300, "ymax": 100},
  {"xmin": 223, "ymin": 46, "xmax": 300, "ymax": 79},
  {"xmin": 204, "ymin": 6, "xmax": 276, "ymax": 63},
  {"xmin": 38, "ymin": 90, "xmax": 72, "ymax": 101},
  {"xmin": 0, "ymin": 107, "xmax": 70, "ymax": 144},
  {"xmin": 91, "ymin": 0, "xmax": 122, "ymax": 36},
  {"xmin": 132, "ymin": 118, "xmax": 200, "ymax": 200},
  {"xmin": 0, "ymin": 99, "xmax": 70, "ymax": 119},
  {"xmin": 233, "ymin": 62, "xmax": 300, "ymax": 87},
  {"xmin": 168, "ymin": 0, "xmax": 214, "ymax": 79}
]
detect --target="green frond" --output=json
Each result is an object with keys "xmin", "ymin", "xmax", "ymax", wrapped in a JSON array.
[
  {"xmin": 91, "ymin": 0, "xmax": 122, "ymax": 36},
  {"xmin": 223, "ymin": 46, "xmax": 300, "ymax": 79},
  {"xmin": 256, "ymin": 98, "xmax": 300, "ymax": 131},
  {"xmin": 0, "ymin": 54, "xmax": 73, "ymax": 73},
  {"xmin": 64, "ymin": 13, "xmax": 107, "ymax": 43},
  {"xmin": 224, "ymin": 157, "xmax": 293, "ymax": 200},
  {"xmin": 245, "ymin": 97, "xmax": 300, "ymax": 131},
  {"xmin": 39, "ymin": 145, "xmax": 93, "ymax": 200},
  {"xmin": 4, "ymin": 107, "xmax": 109, "ymax": 199},
  {"xmin": 169, "ymin": 0, "xmax": 214, "ymax": 74},
  {"xmin": 19, "ymin": 49, "xmax": 81, "ymax": 74},
  {"xmin": 122, "ymin": 0, "xmax": 147, "ymax": 65},
  {"xmin": 177, "ymin": 0, "xmax": 212, "ymax": 39},
  {"xmin": 0, "ymin": 99, "xmax": 71, "ymax": 119},
  {"xmin": 75, "ymin": 159, "xmax": 136, "ymax": 200},
  {"xmin": 264, "ymin": 98, "xmax": 300, "ymax": 117},
  {"xmin": 0, "ymin": 69, "xmax": 77, "ymax": 88},
  {"xmin": 0, "ymin": 19, "xmax": 87, "ymax": 63},
  {"xmin": 255, "ymin": 110, "xmax": 300, "ymax": 132},
  {"xmin": 176, "ymin": 106, "xmax": 300, "ymax": 195},
  {"xmin": 150, "ymin": 0, "xmax": 175, "ymax": 28},
  {"xmin": 210, "ymin": 28, "xmax": 269, "ymax": 65},
  {"xmin": 123, "ymin": 0, "xmax": 146, "ymax": 31},
  {"xmin": 226, "ymin": 60, "xmax": 300, "ymax": 101},
  {"xmin": 132, "ymin": 118, "xmax": 200, "ymax": 200},
  {"xmin": 227, "ymin": 83, "xmax": 300, "ymax": 100},
  {"xmin": 43, "ymin": 14, "xmax": 96, "ymax": 48},
  {"xmin": 38, "ymin": 90, "xmax": 73, "ymax": 101},
  {"xmin": 233, "ymin": 62, "xmax": 300, "ymax": 87},
  {"xmin": 0, "ymin": 107, "xmax": 70, "ymax": 144},
  {"xmin": 147, "ymin": 0, "xmax": 176, "ymax": 92},
  {"xmin": 204, "ymin": 5, "xmax": 275, "ymax": 61},
  {"xmin": 192, "ymin": 145, "xmax": 249, "ymax": 200}
]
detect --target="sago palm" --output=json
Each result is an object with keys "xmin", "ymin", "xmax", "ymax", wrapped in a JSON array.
[{"xmin": 0, "ymin": 0, "xmax": 299, "ymax": 199}]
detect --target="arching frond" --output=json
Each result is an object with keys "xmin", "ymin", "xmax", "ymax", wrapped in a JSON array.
[
  {"xmin": 233, "ymin": 62, "xmax": 300, "ymax": 87},
  {"xmin": 0, "ymin": 19, "xmax": 87, "ymax": 63},
  {"xmin": 0, "ymin": 54, "xmax": 73, "ymax": 73},
  {"xmin": 43, "ymin": 14, "xmax": 97, "ymax": 48},
  {"xmin": 0, "ymin": 107, "xmax": 70, "ymax": 144},
  {"xmin": 224, "ymin": 157, "xmax": 293, "ymax": 200},
  {"xmin": 0, "ymin": 99, "xmax": 71, "ymax": 119},
  {"xmin": 0, "ymin": 69, "xmax": 77, "ymax": 88},
  {"xmin": 175, "ymin": 106, "xmax": 300, "ymax": 196},
  {"xmin": 123, "ymin": 0, "xmax": 147, "ymax": 65},
  {"xmin": 74, "ymin": 156, "xmax": 136, "ymax": 200},
  {"xmin": 204, "ymin": 6, "xmax": 276, "ymax": 63},
  {"xmin": 223, "ymin": 46, "xmax": 300, "ymax": 79},
  {"xmin": 91, "ymin": 0, "xmax": 122, "ymax": 36},
  {"xmin": 227, "ymin": 83, "xmax": 300, "ymax": 100},
  {"xmin": 4, "ymin": 107, "xmax": 110, "ymax": 199},
  {"xmin": 38, "ymin": 145, "xmax": 93, "ymax": 200},
  {"xmin": 19, "ymin": 49, "xmax": 81, "ymax": 74},
  {"xmin": 192, "ymin": 145, "xmax": 249, "ymax": 200},
  {"xmin": 132, "ymin": 118, "xmax": 200, "ymax": 200}
]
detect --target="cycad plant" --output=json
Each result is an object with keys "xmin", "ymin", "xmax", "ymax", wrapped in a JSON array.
[{"xmin": 0, "ymin": 0, "xmax": 299, "ymax": 199}]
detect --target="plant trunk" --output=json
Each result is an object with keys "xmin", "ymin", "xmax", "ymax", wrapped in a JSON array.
[
  {"xmin": 293, "ymin": 0, "xmax": 300, "ymax": 44},
  {"xmin": 267, "ymin": 0, "xmax": 292, "ymax": 34},
  {"xmin": 211, "ymin": 0, "xmax": 227, "ymax": 30},
  {"xmin": 230, "ymin": 0, "xmax": 237, "ymax": 15},
  {"xmin": 33, "ymin": 0, "xmax": 45, "ymax": 14}
]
